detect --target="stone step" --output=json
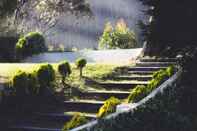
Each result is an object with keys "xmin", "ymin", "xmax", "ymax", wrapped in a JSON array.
[
  {"xmin": 127, "ymin": 71, "xmax": 155, "ymax": 75},
  {"xmin": 64, "ymin": 100, "xmax": 104, "ymax": 113},
  {"xmin": 128, "ymin": 67, "xmax": 167, "ymax": 72},
  {"xmin": 139, "ymin": 58, "xmax": 177, "ymax": 62},
  {"xmin": 97, "ymin": 81, "xmax": 149, "ymax": 91},
  {"xmin": 79, "ymin": 90, "xmax": 130, "ymax": 100},
  {"xmin": 113, "ymin": 75, "xmax": 152, "ymax": 81},
  {"xmin": 10, "ymin": 112, "xmax": 95, "ymax": 131},
  {"xmin": 136, "ymin": 62, "xmax": 176, "ymax": 67}
]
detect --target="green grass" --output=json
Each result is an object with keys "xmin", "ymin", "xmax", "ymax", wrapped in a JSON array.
[{"xmin": 0, "ymin": 63, "xmax": 121, "ymax": 85}]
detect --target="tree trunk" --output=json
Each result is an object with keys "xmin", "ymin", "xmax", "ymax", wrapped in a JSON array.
[{"xmin": 80, "ymin": 68, "xmax": 83, "ymax": 78}]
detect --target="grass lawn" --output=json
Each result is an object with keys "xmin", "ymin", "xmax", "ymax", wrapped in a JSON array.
[{"xmin": 0, "ymin": 63, "xmax": 123, "ymax": 86}]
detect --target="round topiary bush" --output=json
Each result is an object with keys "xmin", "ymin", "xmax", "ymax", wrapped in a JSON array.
[
  {"xmin": 36, "ymin": 64, "xmax": 55, "ymax": 89},
  {"xmin": 58, "ymin": 60, "xmax": 71, "ymax": 84},
  {"xmin": 12, "ymin": 71, "xmax": 29, "ymax": 96},
  {"xmin": 15, "ymin": 32, "xmax": 47, "ymax": 58},
  {"xmin": 75, "ymin": 58, "xmax": 87, "ymax": 78},
  {"xmin": 12, "ymin": 71, "xmax": 39, "ymax": 96}
]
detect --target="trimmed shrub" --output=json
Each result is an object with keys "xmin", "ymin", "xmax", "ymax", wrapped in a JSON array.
[
  {"xmin": 58, "ymin": 61, "xmax": 71, "ymax": 84},
  {"xmin": 16, "ymin": 32, "xmax": 47, "ymax": 58},
  {"xmin": 75, "ymin": 58, "xmax": 87, "ymax": 78},
  {"xmin": 12, "ymin": 71, "xmax": 39, "ymax": 96},
  {"xmin": 27, "ymin": 72, "xmax": 39, "ymax": 95},
  {"xmin": 99, "ymin": 19, "xmax": 137, "ymax": 49},
  {"xmin": 97, "ymin": 97, "xmax": 121, "ymax": 118},
  {"xmin": 62, "ymin": 113, "xmax": 88, "ymax": 131},
  {"xmin": 128, "ymin": 66, "xmax": 176, "ymax": 103},
  {"xmin": 127, "ymin": 85, "xmax": 147, "ymax": 103},
  {"xmin": 166, "ymin": 65, "xmax": 175, "ymax": 77},
  {"xmin": 36, "ymin": 64, "xmax": 55, "ymax": 88},
  {"xmin": 12, "ymin": 71, "xmax": 29, "ymax": 96}
]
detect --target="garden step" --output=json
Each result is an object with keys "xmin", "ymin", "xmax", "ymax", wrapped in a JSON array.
[
  {"xmin": 127, "ymin": 71, "xmax": 155, "ymax": 75},
  {"xmin": 113, "ymin": 75, "xmax": 152, "ymax": 81},
  {"xmin": 128, "ymin": 67, "xmax": 167, "ymax": 72},
  {"xmin": 64, "ymin": 100, "xmax": 104, "ymax": 113},
  {"xmin": 35, "ymin": 112, "xmax": 96, "ymax": 122},
  {"xmin": 97, "ymin": 81, "xmax": 149, "ymax": 91},
  {"xmin": 10, "ymin": 112, "xmax": 96, "ymax": 131},
  {"xmin": 139, "ymin": 58, "xmax": 177, "ymax": 62},
  {"xmin": 136, "ymin": 62, "xmax": 176, "ymax": 67},
  {"xmin": 79, "ymin": 90, "xmax": 130, "ymax": 100}
]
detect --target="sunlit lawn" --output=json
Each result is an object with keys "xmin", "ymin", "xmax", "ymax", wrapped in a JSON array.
[{"xmin": 0, "ymin": 63, "xmax": 122, "ymax": 85}]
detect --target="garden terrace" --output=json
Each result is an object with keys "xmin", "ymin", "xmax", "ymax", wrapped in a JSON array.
[{"xmin": 0, "ymin": 57, "xmax": 178, "ymax": 131}]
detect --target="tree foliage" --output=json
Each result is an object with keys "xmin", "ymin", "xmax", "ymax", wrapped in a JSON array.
[
  {"xmin": 15, "ymin": 32, "xmax": 47, "ymax": 58},
  {"xmin": 99, "ymin": 19, "xmax": 137, "ymax": 49}
]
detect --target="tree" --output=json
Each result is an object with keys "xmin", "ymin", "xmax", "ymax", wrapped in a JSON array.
[
  {"xmin": 58, "ymin": 60, "xmax": 71, "ymax": 85},
  {"xmin": 75, "ymin": 58, "xmax": 87, "ymax": 78},
  {"xmin": 99, "ymin": 19, "xmax": 137, "ymax": 49}
]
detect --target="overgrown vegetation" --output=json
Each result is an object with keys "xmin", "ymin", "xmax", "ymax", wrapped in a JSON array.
[
  {"xmin": 97, "ymin": 97, "xmax": 121, "ymax": 118},
  {"xmin": 127, "ymin": 66, "xmax": 175, "ymax": 103},
  {"xmin": 62, "ymin": 113, "xmax": 88, "ymax": 131},
  {"xmin": 15, "ymin": 32, "xmax": 47, "ymax": 58},
  {"xmin": 99, "ymin": 19, "xmax": 137, "ymax": 49}
]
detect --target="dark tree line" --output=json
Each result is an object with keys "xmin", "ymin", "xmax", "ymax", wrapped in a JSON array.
[
  {"xmin": 140, "ymin": 0, "xmax": 197, "ymax": 57},
  {"xmin": 141, "ymin": 0, "xmax": 197, "ymax": 128}
]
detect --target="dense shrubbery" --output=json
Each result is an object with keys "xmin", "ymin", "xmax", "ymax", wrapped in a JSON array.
[
  {"xmin": 62, "ymin": 113, "xmax": 88, "ymax": 131},
  {"xmin": 75, "ymin": 58, "xmax": 87, "ymax": 78},
  {"xmin": 97, "ymin": 97, "xmax": 121, "ymax": 118},
  {"xmin": 99, "ymin": 19, "xmax": 137, "ymax": 49},
  {"xmin": 58, "ymin": 61, "xmax": 71, "ymax": 84},
  {"xmin": 11, "ymin": 64, "xmax": 55, "ymax": 96},
  {"xmin": 15, "ymin": 32, "xmax": 47, "ymax": 58},
  {"xmin": 127, "ymin": 66, "xmax": 175, "ymax": 103}
]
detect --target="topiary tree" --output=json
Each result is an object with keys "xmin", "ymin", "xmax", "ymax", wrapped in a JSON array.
[
  {"xmin": 15, "ymin": 32, "xmax": 47, "ymax": 58},
  {"xmin": 36, "ymin": 64, "xmax": 55, "ymax": 93},
  {"xmin": 75, "ymin": 58, "xmax": 87, "ymax": 78},
  {"xmin": 58, "ymin": 60, "xmax": 71, "ymax": 84}
]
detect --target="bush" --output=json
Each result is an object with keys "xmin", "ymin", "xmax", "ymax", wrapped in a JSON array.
[
  {"xmin": 12, "ymin": 71, "xmax": 29, "ymax": 96},
  {"xmin": 97, "ymin": 97, "xmax": 121, "ymax": 118},
  {"xmin": 15, "ymin": 32, "xmax": 47, "ymax": 58},
  {"xmin": 99, "ymin": 19, "xmax": 137, "ymax": 49},
  {"xmin": 36, "ymin": 64, "xmax": 55, "ymax": 88},
  {"xmin": 166, "ymin": 65, "xmax": 175, "ymax": 77},
  {"xmin": 62, "ymin": 113, "xmax": 88, "ymax": 131},
  {"xmin": 27, "ymin": 72, "xmax": 39, "ymax": 95},
  {"xmin": 127, "ymin": 85, "xmax": 147, "ymax": 103},
  {"xmin": 75, "ymin": 58, "xmax": 87, "ymax": 78},
  {"xmin": 127, "ymin": 66, "xmax": 176, "ymax": 103},
  {"xmin": 12, "ymin": 71, "xmax": 39, "ymax": 96},
  {"xmin": 58, "ymin": 61, "xmax": 71, "ymax": 84}
]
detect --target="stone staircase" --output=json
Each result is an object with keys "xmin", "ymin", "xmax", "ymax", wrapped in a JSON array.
[{"xmin": 8, "ymin": 58, "xmax": 177, "ymax": 131}]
